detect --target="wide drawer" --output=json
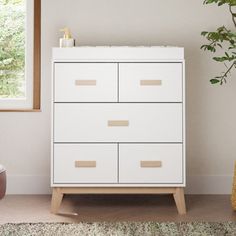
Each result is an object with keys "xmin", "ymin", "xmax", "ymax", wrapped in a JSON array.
[
  {"xmin": 119, "ymin": 63, "xmax": 182, "ymax": 102},
  {"xmin": 54, "ymin": 63, "xmax": 117, "ymax": 102},
  {"xmin": 54, "ymin": 103, "xmax": 182, "ymax": 142},
  {"xmin": 119, "ymin": 144, "xmax": 183, "ymax": 183},
  {"xmin": 53, "ymin": 144, "xmax": 118, "ymax": 183}
]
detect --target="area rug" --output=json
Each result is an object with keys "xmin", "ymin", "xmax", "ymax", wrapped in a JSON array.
[{"xmin": 0, "ymin": 222, "xmax": 236, "ymax": 236}]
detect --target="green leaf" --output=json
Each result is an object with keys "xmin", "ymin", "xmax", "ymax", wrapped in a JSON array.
[
  {"xmin": 213, "ymin": 57, "xmax": 225, "ymax": 62},
  {"xmin": 210, "ymin": 79, "xmax": 220, "ymax": 84},
  {"xmin": 204, "ymin": 0, "xmax": 236, "ymax": 6},
  {"xmin": 201, "ymin": 31, "xmax": 208, "ymax": 36}
]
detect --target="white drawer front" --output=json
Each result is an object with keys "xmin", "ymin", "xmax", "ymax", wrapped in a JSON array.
[
  {"xmin": 54, "ymin": 144, "xmax": 118, "ymax": 183},
  {"xmin": 119, "ymin": 63, "xmax": 182, "ymax": 102},
  {"xmin": 54, "ymin": 103, "xmax": 182, "ymax": 142},
  {"xmin": 119, "ymin": 144, "xmax": 183, "ymax": 183},
  {"xmin": 54, "ymin": 63, "xmax": 117, "ymax": 102}
]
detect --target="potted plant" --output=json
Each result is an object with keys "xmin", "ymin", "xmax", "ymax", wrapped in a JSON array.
[
  {"xmin": 201, "ymin": 0, "xmax": 236, "ymax": 209},
  {"xmin": 201, "ymin": 0, "xmax": 236, "ymax": 84}
]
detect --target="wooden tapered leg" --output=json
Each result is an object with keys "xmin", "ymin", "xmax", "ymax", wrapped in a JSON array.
[
  {"xmin": 173, "ymin": 187, "xmax": 186, "ymax": 215},
  {"xmin": 51, "ymin": 188, "xmax": 64, "ymax": 214}
]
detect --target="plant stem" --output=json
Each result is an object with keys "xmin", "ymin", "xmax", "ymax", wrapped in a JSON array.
[
  {"xmin": 229, "ymin": 5, "xmax": 236, "ymax": 29},
  {"xmin": 219, "ymin": 61, "xmax": 236, "ymax": 83}
]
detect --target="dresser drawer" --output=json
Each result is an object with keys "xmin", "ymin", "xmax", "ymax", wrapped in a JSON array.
[
  {"xmin": 54, "ymin": 103, "xmax": 182, "ymax": 142},
  {"xmin": 119, "ymin": 63, "xmax": 182, "ymax": 102},
  {"xmin": 54, "ymin": 63, "xmax": 117, "ymax": 102},
  {"xmin": 53, "ymin": 144, "xmax": 118, "ymax": 183},
  {"xmin": 119, "ymin": 144, "xmax": 183, "ymax": 183}
]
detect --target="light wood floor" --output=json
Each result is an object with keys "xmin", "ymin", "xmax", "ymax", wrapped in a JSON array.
[{"xmin": 0, "ymin": 195, "xmax": 235, "ymax": 224}]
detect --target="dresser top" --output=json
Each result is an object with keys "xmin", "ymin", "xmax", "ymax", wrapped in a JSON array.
[{"xmin": 53, "ymin": 46, "xmax": 184, "ymax": 62}]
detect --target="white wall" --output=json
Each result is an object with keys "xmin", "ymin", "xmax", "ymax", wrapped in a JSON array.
[{"xmin": 1, "ymin": 0, "xmax": 236, "ymax": 194}]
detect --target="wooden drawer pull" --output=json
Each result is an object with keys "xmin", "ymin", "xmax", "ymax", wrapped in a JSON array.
[
  {"xmin": 75, "ymin": 80, "xmax": 97, "ymax": 86},
  {"xmin": 140, "ymin": 80, "xmax": 162, "ymax": 86},
  {"xmin": 75, "ymin": 161, "xmax": 96, "ymax": 168},
  {"xmin": 140, "ymin": 161, "xmax": 162, "ymax": 168},
  {"xmin": 108, "ymin": 120, "xmax": 129, "ymax": 127}
]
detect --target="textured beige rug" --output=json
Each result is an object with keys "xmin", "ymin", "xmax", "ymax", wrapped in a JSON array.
[{"xmin": 0, "ymin": 222, "xmax": 236, "ymax": 236}]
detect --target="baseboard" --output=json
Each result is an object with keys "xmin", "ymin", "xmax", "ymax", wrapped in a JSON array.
[
  {"xmin": 6, "ymin": 175, "xmax": 51, "ymax": 195},
  {"xmin": 5, "ymin": 175, "xmax": 233, "ymax": 195},
  {"xmin": 185, "ymin": 175, "xmax": 233, "ymax": 194}
]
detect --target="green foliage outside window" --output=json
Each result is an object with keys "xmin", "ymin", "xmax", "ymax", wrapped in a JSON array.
[
  {"xmin": 201, "ymin": 0, "xmax": 236, "ymax": 84},
  {"xmin": 0, "ymin": 0, "xmax": 25, "ymax": 98}
]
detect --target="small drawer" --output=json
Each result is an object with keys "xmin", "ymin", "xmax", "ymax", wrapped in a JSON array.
[
  {"xmin": 54, "ymin": 103, "xmax": 182, "ymax": 143},
  {"xmin": 119, "ymin": 63, "xmax": 182, "ymax": 102},
  {"xmin": 54, "ymin": 63, "xmax": 117, "ymax": 102},
  {"xmin": 119, "ymin": 144, "xmax": 183, "ymax": 183},
  {"xmin": 53, "ymin": 144, "xmax": 118, "ymax": 184}
]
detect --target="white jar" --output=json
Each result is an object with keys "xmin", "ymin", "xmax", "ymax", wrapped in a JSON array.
[{"xmin": 60, "ymin": 38, "xmax": 75, "ymax": 48}]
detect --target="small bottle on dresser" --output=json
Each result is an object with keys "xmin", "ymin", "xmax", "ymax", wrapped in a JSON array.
[{"xmin": 59, "ymin": 27, "xmax": 75, "ymax": 48}]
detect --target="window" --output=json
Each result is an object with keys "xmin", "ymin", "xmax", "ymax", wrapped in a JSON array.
[{"xmin": 0, "ymin": 0, "xmax": 40, "ymax": 111}]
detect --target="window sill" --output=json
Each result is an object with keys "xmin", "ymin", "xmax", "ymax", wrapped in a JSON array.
[{"xmin": 0, "ymin": 109, "xmax": 41, "ymax": 112}]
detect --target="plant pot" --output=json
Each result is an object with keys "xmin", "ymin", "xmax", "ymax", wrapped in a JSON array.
[
  {"xmin": 0, "ymin": 165, "xmax": 6, "ymax": 200},
  {"xmin": 231, "ymin": 161, "xmax": 236, "ymax": 210}
]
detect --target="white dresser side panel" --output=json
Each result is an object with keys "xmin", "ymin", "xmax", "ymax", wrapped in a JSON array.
[{"xmin": 182, "ymin": 61, "xmax": 186, "ymax": 186}]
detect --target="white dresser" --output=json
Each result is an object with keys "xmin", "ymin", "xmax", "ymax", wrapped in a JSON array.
[{"xmin": 51, "ymin": 47, "xmax": 186, "ymax": 214}]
